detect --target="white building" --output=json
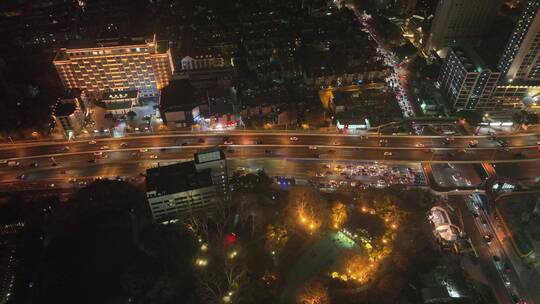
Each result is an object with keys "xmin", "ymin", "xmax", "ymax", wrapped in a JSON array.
[
  {"xmin": 429, "ymin": 206, "xmax": 462, "ymax": 243},
  {"xmin": 180, "ymin": 49, "xmax": 225, "ymax": 70}
]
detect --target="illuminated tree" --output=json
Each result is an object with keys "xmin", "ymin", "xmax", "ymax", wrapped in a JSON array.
[
  {"xmin": 296, "ymin": 280, "xmax": 330, "ymax": 304},
  {"xmin": 264, "ymin": 224, "xmax": 288, "ymax": 257},
  {"xmin": 331, "ymin": 201, "xmax": 348, "ymax": 230},
  {"xmin": 287, "ymin": 188, "xmax": 328, "ymax": 232},
  {"xmin": 344, "ymin": 252, "xmax": 376, "ymax": 284}
]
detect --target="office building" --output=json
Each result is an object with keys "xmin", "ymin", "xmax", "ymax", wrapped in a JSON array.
[
  {"xmin": 194, "ymin": 149, "xmax": 228, "ymax": 195},
  {"xmin": 438, "ymin": 47, "xmax": 501, "ymax": 110},
  {"xmin": 146, "ymin": 162, "xmax": 218, "ymax": 223},
  {"xmin": 426, "ymin": 0, "xmax": 501, "ymax": 51},
  {"xmin": 53, "ymin": 35, "xmax": 174, "ymax": 97},
  {"xmin": 52, "ymin": 90, "xmax": 88, "ymax": 138}
]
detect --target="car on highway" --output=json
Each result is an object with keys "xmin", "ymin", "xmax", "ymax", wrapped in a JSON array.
[
  {"xmin": 468, "ymin": 140, "xmax": 478, "ymax": 147},
  {"xmin": 88, "ymin": 140, "xmax": 97, "ymax": 145},
  {"xmin": 224, "ymin": 140, "xmax": 233, "ymax": 145},
  {"xmin": 61, "ymin": 146, "xmax": 70, "ymax": 152},
  {"xmin": 379, "ymin": 139, "xmax": 388, "ymax": 146},
  {"xmin": 383, "ymin": 151, "xmax": 392, "ymax": 156},
  {"xmin": 415, "ymin": 143, "xmax": 425, "ymax": 148},
  {"xmin": 149, "ymin": 154, "xmax": 158, "ymax": 159},
  {"xmin": 29, "ymin": 162, "xmax": 38, "ymax": 168},
  {"xmin": 120, "ymin": 142, "xmax": 128, "ymax": 148},
  {"xmin": 16, "ymin": 174, "xmax": 26, "ymax": 180},
  {"xmin": 498, "ymin": 140, "xmax": 509, "ymax": 147},
  {"xmin": 139, "ymin": 148, "xmax": 148, "ymax": 153},
  {"xmin": 332, "ymin": 141, "xmax": 339, "ymax": 145},
  {"xmin": 499, "ymin": 147, "xmax": 510, "ymax": 152},
  {"xmin": 8, "ymin": 160, "xmax": 20, "ymax": 167},
  {"xmin": 309, "ymin": 146, "xmax": 318, "ymax": 150},
  {"xmin": 483, "ymin": 234, "xmax": 494, "ymax": 244},
  {"xmin": 502, "ymin": 273, "xmax": 511, "ymax": 286},
  {"xmin": 289, "ymin": 136, "xmax": 299, "ymax": 141},
  {"xmin": 100, "ymin": 145, "xmax": 110, "ymax": 150}
]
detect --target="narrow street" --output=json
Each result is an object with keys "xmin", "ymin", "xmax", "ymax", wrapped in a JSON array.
[{"xmin": 344, "ymin": 2, "xmax": 415, "ymax": 118}]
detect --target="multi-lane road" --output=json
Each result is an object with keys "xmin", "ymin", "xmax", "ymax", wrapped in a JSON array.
[
  {"xmin": 0, "ymin": 131, "xmax": 537, "ymax": 191},
  {"xmin": 1, "ymin": 132, "xmax": 539, "ymax": 163}
]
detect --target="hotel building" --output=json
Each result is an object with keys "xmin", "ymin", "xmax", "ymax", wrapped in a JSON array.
[{"xmin": 53, "ymin": 35, "xmax": 174, "ymax": 97}]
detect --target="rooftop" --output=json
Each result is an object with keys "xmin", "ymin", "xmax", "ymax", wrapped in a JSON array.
[
  {"xmin": 53, "ymin": 102, "xmax": 76, "ymax": 117},
  {"xmin": 451, "ymin": 45, "xmax": 498, "ymax": 73},
  {"xmin": 146, "ymin": 161, "xmax": 213, "ymax": 196},
  {"xmin": 159, "ymin": 79, "xmax": 199, "ymax": 112},
  {"xmin": 194, "ymin": 149, "xmax": 225, "ymax": 164}
]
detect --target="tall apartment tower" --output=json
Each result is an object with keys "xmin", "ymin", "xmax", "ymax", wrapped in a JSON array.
[
  {"xmin": 498, "ymin": 0, "xmax": 540, "ymax": 82},
  {"xmin": 53, "ymin": 35, "xmax": 174, "ymax": 97},
  {"xmin": 438, "ymin": 47, "xmax": 501, "ymax": 111},
  {"xmin": 426, "ymin": 0, "xmax": 502, "ymax": 51}
]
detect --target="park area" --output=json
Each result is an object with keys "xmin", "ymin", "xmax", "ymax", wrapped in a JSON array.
[{"xmin": 185, "ymin": 170, "xmax": 438, "ymax": 304}]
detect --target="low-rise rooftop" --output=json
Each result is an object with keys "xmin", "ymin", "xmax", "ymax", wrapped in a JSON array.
[{"xmin": 146, "ymin": 162, "xmax": 213, "ymax": 196}]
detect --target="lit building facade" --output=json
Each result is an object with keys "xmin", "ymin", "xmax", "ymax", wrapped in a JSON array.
[
  {"xmin": 498, "ymin": 0, "xmax": 540, "ymax": 82},
  {"xmin": 95, "ymin": 90, "xmax": 139, "ymax": 116},
  {"xmin": 426, "ymin": 0, "xmax": 501, "ymax": 51},
  {"xmin": 493, "ymin": 0, "xmax": 540, "ymax": 108},
  {"xmin": 438, "ymin": 47, "xmax": 501, "ymax": 110},
  {"xmin": 180, "ymin": 51, "xmax": 225, "ymax": 70},
  {"xmin": 53, "ymin": 35, "xmax": 174, "ymax": 97}
]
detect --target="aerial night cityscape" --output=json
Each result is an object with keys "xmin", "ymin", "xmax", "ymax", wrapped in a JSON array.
[{"xmin": 0, "ymin": 0, "xmax": 540, "ymax": 303}]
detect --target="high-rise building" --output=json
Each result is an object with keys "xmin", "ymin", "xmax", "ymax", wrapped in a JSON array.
[
  {"xmin": 194, "ymin": 149, "xmax": 228, "ymax": 195},
  {"xmin": 494, "ymin": 0, "xmax": 540, "ymax": 108},
  {"xmin": 498, "ymin": 0, "xmax": 540, "ymax": 82},
  {"xmin": 438, "ymin": 47, "xmax": 501, "ymax": 110},
  {"xmin": 426, "ymin": 0, "xmax": 502, "ymax": 51},
  {"xmin": 53, "ymin": 35, "xmax": 174, "ymax": 97}
]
